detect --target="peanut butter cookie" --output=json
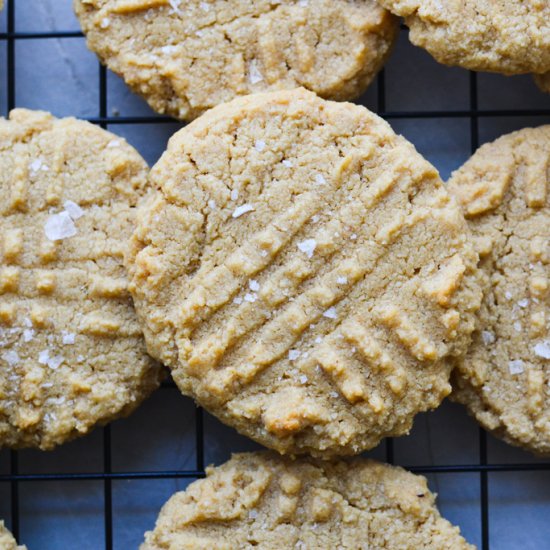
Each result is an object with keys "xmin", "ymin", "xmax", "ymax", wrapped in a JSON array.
[
  {"xmin": 0, "ymin": 521, "xmax": 26, "ymax": 550},
  {"xmin": 379, "ymin": 0, "xmax": 550, "ymax": 75},
  {"xmin": 74, "ymin": 0, "xmax": 398, "ymax": 121},
  {"xmin": 0, "ymin": 109, "xmax": 163, "ymax": 450},
  {"xmin": 141, "ymin": 452, "xmax": 474, "ymax": 550},
  {"xmin": 128, "ymin": 88, "xmax": 482, "ymax": 457},
  {"xmin": 448, "ymin": 126, "xmax": 550, "ymax": 455}
]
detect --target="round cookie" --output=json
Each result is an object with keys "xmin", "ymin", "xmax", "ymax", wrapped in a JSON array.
[
  {"xmin": 0, "ymin": 109, "xmax": 164, "ymax": 450},
  {"xmin": 141, "ymin": 452, "xmax": 474, "ymax": 550},
  {"xmin": 127, "ymin": 88, "xmax": 482, "ymax": 457},
  {"xmin": 448, "ymin": 126, "xmax": 550, "ymax": 455},
  {"xmin": 0, "ymin": 521, "xmax": 26, "ymax": 550},
  {"xmin": 378, "ymin": 0, "xmax": 550, "ymax": 75},
  {"xmin": 73, "ymin": 0, "xmax": 398, "ymax": 121},
  {"xmin": 534, "ymin": 72, "xmax": 550, "ymax": 94}
]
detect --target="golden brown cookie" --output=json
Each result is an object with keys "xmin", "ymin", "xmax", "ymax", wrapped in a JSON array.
[
  {"xmin": 127, "ymin": 88, "xmax": 482, "ymax": 457},
  {"xmin": 0, "ymin": 521, "xmax": 26, "ymax": 550},
  {"xmin": 534, "ymin": 72, "xmax": 550, "ymax": 94},
  {"xmin": 379, "ymin": 0, "xmax": 550, "ymax": 75},
  {"xmin": 141, "ymin": 452, "xmax": 475, "ymax": 550},
  {"xmin": 0, "ymin": 109, "xmax": 164, "ymax": 450},
  {"xmin": 74, "ymin": 0, "xmax": 398, "ymax": 121},
  {"xmin": 448, "ymin": 126, "xmax": 550, "ymax": 455}
]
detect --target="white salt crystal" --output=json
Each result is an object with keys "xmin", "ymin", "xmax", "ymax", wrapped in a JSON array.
[
  {"xmin": 297, "ymin": 239, "xmax": 316, "ymax": 258},
  {"xmin": 315, "ymin": 174, "xmax": 326, "ymax": 185},
  {"xmin": 282, "ymin": 160, "xmax": 293, "ymax": 168},
  {"xmin": 62, "ymin": 331, "xmax": 76, "ymax": 345},
  {"xmin": 244, "ymin": 293, "xmax": 257, "ymax": 303},
  {"xmin": 323, "ymin": 307, "xmax": 337, "ymax": 319},
  {"xmin": 2, "ymin": 350, "xmax": 20, "ymax": 366},
  {"xmin": 508, "ymin": 360, "xmax": 524, "ymax": 375},
  {"xmin": 232, "ymin": 204, "xmax": 255, "ymax": 218},
  {"xmin": 288, "ymin": 350, "xmax": 301, "ymax": 361},
  {"xmin": 481, "ymin": 330, "xmax": 495, "ymax": 345},
  {"xmin": 23, "ymin": 329, "xmax": 35, "ymax": 342},
  {"xmin": 44, "ymin": 211, "xmax": 77, "ymax": 241},
  {"xmin": 38, "ymin": 349, "xmax": 50, "ymax": 365},
  {"xmin": 517, "ymin": 298, "xmax": 529, "ymax": 308},
  {"xmin": 248, "ymin": 60, "xmax": 264, "ymax": 84},
  {"xmin": 249, "ymin": 280, "xmax": 260, "ymax": 292},
  {"xmin": 47, "ymin": 355, "xmax": 64, "ymax": 370},
  {"xmin": 299, "ymin": 375, "xmax": 308, "ymax": 384},
  {"xmin": 336, "ymin": 276, "xmax": 348, "ymax": 284},
  {"xmin": 230, "ymin": 189, "xmax": 239, "ymax": 200},
  {"xmin": 254, "ymin": 140, "xmax": 266, "ymax": 152},
  {"xmin": 63, "ymin": 200, "xmax": 84, "ymax": 220},
  {"xmin": 533, "ymin": 341, "xmax": 550, "ymax": 359}
]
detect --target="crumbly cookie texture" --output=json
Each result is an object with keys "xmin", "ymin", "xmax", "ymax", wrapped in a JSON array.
[
  {"xmin": 448, "ymin": 126, "xmax": 550, "ymax": 455},
  {"xmin": 141, "ymin": 452, "xmax": 475, "ymax": 550},
  {"xmin": 0, "ymin": 109, "xmax": 164, "ymax": 450},
  {"xmin": 379, "ymin": 0, "xmax": 550, "ymax": 75},
  {"xmin": 534, "ymin": 72, "xmax": 550, "ymax": 94},
  {"xmin": 74, "ymin": 0, "xmax": 398, "ymax": 121},
  {"xmin": 0, "ymin": 521, "xmax": 26, "ymax": 550},
  {"xmin": 128, "ymin": 88, "xmax": 482, "ymax": 457}
]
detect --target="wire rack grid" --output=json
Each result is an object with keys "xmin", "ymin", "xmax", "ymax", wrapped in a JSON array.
[{"xmin": 1, "ymin": 1, "xmax": 550, "ymax": 549}]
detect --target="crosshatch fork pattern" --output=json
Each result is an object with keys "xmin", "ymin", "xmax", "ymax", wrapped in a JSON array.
[{"xmin": 1, "ymin": 1, "xmax": 550, "ymax": 549}]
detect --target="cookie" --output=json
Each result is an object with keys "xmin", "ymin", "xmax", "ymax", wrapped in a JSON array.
[
  {"xmin": 0, "ymin": 521, "xmax": 26, "ymax": 550},
  {"xmin": 141, "ymin": 451, "xmax": 474, "ymax": 550},
  {"xmin": 534, "ymin": 72, "xmax": 550, "ymax": 94},
  {"xmin": 127, "ymin": 88, "xmax": 482, "ymax": 457},
  {"xmin": 378, "ymin": 0, "xmax": 550, "ymax": 75},
  {"xmin": 448, "ymin": 126, "xmax": 550, "ymax": 455},
  {"xmin": 73, "ymin": 0, "xmax": 398, "ymax": 121},
  {"xmin": 0, "ymin": 109, "xmax": 164, "ymax": 450}
]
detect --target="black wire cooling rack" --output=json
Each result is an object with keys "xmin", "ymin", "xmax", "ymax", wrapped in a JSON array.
[{"xmin": 1, "ymin": 1, "xmax": 550, "ymax": 549}]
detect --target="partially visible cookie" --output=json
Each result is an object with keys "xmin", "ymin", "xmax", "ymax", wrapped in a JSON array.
[
  {"xmin": 128, "ymin": 88, "xmax": 482, "ymax": 457},
  {"xmin": 141, "ymin": 452, "xmax": 474, "ymax": 550},
  {"xmin": 74, "ymin": 0, "xmax": 398, "ymax": 121},
  {"xmin": 448, "ymin": 126, "xmax": 550, "ymax": 455},
  {"xmin": 379, "ymin": 0, "xmax": 550, "ymax": 75},
  {"xmin": 534, "ymin": 72, "xmax": 550, "ymax": 94},
  {"xmin": 0, "ymin": 109, "xmax": 163, "ymax": 450},
  {"xmin": 0, "ymin": 521, "xmax": 26, "ymax": 550}
]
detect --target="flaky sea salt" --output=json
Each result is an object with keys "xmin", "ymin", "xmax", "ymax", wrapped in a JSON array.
[
  {"xmin": 2, "ymin": 350, "xmax": 20, "ymax": 366},
  {"xmin": 244, "ymin": 293, "xmax": 257, "ymax": 303},
  {"xmin": 299, "ymin": 375, "xmax": 308, "ymax": 384},
  {"xmin": 200, "ymin": 1, "xmax": 210, "ymax": 11},
  {"xmin": 508, "ymin": 360, "xmax": 524, "ymax": 375},
  {"xmin": 29, "ymin": 158, "xmax": 43, "ymax": 172},
  {"xmin": 248, "ymin": 60, "xmax": 264, "ymax": 84},
  {"xmin": 288, "ymin": 350, "xmax": 301, "ymax": 361},
  {"xmin": 315, "ymin": 174, "xmax": 326, "ymax": 185},
  {"xmin": 248, "ymin": 510, "xmax": 258, "ymax": 519},
  {"xmin": 62, "ymin": 331, "xmax": 76, "ymax": 345},
  {"xmin": 23, "ymin": 328, "xmax": 35, "ymax": 343},
  {"xmin": 233, "ymin": 296, "xmax": 243, "ymax": 305},
  {"xmin": 323, "ymin": 307, "xmax": 337, "ymax": 319},
  {"xmin": 517, "ymin": 298, "xmax": 529, "ymax": 308},
  {"xmin": 534, "ymin": 341, "xmax": 550, "ymax": 359},
  {"xmin": 64, "ymin": 200, "xmax": 85, "ymax": 220},
  {"xmin": 481, "ymin": 330, "xmax": 495, "ymax": 345},
  {"xmin": 315, "ymin": 336, "xmax": 322, "ymax": 344},
  {"xmin": 168, "ymin": 0, "xmax": 182, "ymax": 13},
  {"xmin": 207, "ymin": 199, "xmax": 217, "ymax": 209},
  {"xmin": 232, "ymin": 204, "xmax": 255, "ymax": 218},
  {"xmin": 100, "ymin": 18, "xmax": 110, "ymax": 28},
  {"xmin": 107, "ymin": 139, "xmax": 120, "ymax": 147},
  {"xmin": 297, "ymin": 239, "xmax": 316, "ymax": 258},
  {"xmin": 249, "ymin": 279, "xmax": 260, "ymax": 292},
  {"xmin": 282, "ymin": 160, "xmax": 293, "ymax": 168},
  {"xmin": 336, "ymin": 276, "xmax": 348, "ymax": 284},
  {"xmin": 38, "ymin": 349, "xmax": 50, "ymax": 365},
  {"xmin": 513, "ymin": 321, "xmax": 522, "ymax": 332},
  {"xmin": 254, "ymin": 140, "xmax": 266, "ymax": 152},
  {"xmin": 44, "ymin": 211, "xmax": 77, "ymax": 241},
  {"xmin": 230, "ymin": 189, "xmax": 239, "ymax": 200},
  {"xmin": 161, "ymin": 45, "xmax": 178, "ymax": 54},
  {"xmin": 47, "ymin": 355, "xmax": 64, "ymax": 370}
]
